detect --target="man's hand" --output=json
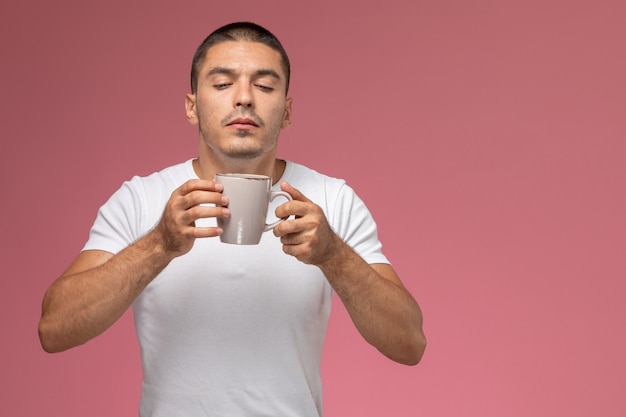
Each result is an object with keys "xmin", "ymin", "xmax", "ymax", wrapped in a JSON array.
[
  {"xmin": 152, "ymin": 179, "xmax": 230, "ymax": 258},
  {"xmin": 273, "ymin": 181, "xmax": 426, "ymax": 365},
  {"xmin": 38, "ymin": 179, "xmax": 231, "ymax": 353},
  {"xmin": 273, "ymin": 181, "xmax": 341, "ymax": 266}
]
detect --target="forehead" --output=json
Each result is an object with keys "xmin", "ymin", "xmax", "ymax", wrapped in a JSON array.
[{"xmin": 201, "ymin": 41, "xmax": 284, "ymax": 76}]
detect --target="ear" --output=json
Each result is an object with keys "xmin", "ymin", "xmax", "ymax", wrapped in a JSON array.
[
  {"xmin": 281, "ymin": 97, "xmax": 293, "ymax": 129},
  {"xmin": 185, "ymin": 93, "xmax": 198, "ymax": 125}
]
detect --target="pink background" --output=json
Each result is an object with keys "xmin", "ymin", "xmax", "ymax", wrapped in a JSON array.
[{"xmin": 1, "ymin": 1, "xmax": 625, "ymax": 415}]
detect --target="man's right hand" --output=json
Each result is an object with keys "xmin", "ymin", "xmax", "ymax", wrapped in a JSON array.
[
  {"xmin": 152, "ymin": 179, "xmax": 231, "ymax": 258},
  {"xmin": 38, "ymin": 179, "xmax": 230, "ymax": 353}
]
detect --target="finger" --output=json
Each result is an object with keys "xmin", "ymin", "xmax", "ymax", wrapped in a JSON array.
[
  {"xmin": 182, "ymin": 190, "xmax": 228, "ymax": 209},
  {"xmin": 274, "ymin": 199, "xmax": 312, "ymax": 220},
  {"xmin": 273, "ymin": 217, "xmax": 304, "ymax": 237},
  {"xmin": 183, "ymin": 205, "xmax": 230, "ymax": 225},
  {"xmin": 280, "ymin": 181, "xmax": 311, "ymax": 203},
  {"xmin": 280, "ymin": 241, "xmax": 314, "ymax": 264},
  {"xmin": 192, "ymin": 225, "xmax": 224, "ymax": 239},
  {"xmin": 178, "ymin": 179, "xmax": 223, "ymax": 195},
  {"xmin": 279, "ymin": 231, "xmax": 307, "ymax": 246}
]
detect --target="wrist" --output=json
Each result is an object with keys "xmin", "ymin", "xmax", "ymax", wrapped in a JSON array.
[
  {"xmin": 316, "ymin": 235, "xmax": 350, "ymax": 271},
  {"xmin": 141, "ymin": 228, "xmax": 180, "ymax": 263}
]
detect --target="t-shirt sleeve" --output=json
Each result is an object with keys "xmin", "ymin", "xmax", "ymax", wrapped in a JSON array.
[
  {"xmin": 82, "ymin": 179, "xmax": 146, "ymax": 255},
  {"xmin": 329, "ymin": 182, "xmax": 390, "ymax": 265}
]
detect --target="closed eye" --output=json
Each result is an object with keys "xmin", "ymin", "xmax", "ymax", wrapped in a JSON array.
[{"xmin": 255, "ymin": 84, "xmax": 274, "ymax": 92}]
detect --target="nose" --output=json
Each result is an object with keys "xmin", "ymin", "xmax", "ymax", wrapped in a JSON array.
[{"xmin": 234, "ymin": 82, "xmax": 253, "ymax": 108}]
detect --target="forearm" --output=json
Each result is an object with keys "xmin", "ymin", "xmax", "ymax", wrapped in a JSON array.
[
  {"xmin": 318, "ymin": 239, "xmax": 426, "ymax": 365},
  {"xmin": 39, "ymin": 231, "xmax": 174, "ymax": 353}
]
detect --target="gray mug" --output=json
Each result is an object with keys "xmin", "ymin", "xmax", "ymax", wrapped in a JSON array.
[{"xmin": 215, "ymin": 173, "xmax": 292, "ymax": 245}]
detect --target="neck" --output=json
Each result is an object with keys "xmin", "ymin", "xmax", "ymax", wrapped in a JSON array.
[{"xmin": 193, "ymin": 155, "xmax": 286, "ymax": 185}]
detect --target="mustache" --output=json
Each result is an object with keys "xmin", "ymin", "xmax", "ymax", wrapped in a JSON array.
[{"xmin": 222, "ymin": 109, "xmax": 264, "ymax": 127}]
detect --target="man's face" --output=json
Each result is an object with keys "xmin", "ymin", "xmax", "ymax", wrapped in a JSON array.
[{"xmin": 186, "ymin": 41, "xmax": 292, "ymax": 162}]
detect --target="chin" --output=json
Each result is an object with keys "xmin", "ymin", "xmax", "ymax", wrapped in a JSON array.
[
  {"xmin": 220, "ymin": 145, "xmax": 266, "ymax": 160},
  {"xmin": 202, "ymin": 132, "xmax": 275, "ymax": 161}
]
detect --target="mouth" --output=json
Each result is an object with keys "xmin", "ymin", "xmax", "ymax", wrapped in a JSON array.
[{"xmin": 227, "ymin": 117, "xmax": 259, "ymax": 128}]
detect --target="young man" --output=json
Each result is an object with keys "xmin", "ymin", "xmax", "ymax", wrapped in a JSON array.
[{"xmin": 39, "ymin": 22, "xmax": 426, "ymax": 416}]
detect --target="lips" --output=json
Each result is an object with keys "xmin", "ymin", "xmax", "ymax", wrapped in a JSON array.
[{"xmin": 227, "ymin": 117, "xmax": 259, "ymax": 127}]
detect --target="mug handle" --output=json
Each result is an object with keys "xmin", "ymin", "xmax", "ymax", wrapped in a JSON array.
[{"xmin": 264, "ymin": 191, "xmax": 293, "ymax": 231}]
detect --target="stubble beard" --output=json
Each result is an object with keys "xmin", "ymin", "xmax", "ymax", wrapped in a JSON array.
[
  {"xmin": 226, "ymin": 129, "xmax": 264, "ymax": 160},
  {"xmin": 197, "ymin": 107, "xmax": 281, "ymax": 162},
  {"xmin": 200, "ymin": 127, "xmax": 268, "ymax": 161}
]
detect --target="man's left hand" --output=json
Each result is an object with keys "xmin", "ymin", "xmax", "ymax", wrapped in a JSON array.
[{"xmin": 273, "ymin": 182, "xmax": 341, "ymax": 266}]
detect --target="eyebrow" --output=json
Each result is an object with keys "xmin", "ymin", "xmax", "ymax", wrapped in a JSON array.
[{"xmin": 207, "ymin": 66, "xmax": 282, "ymax": 81}]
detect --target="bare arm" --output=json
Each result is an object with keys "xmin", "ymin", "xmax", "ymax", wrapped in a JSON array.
[
  {"xmin": 38, "ymin": 179, "xmax": 229, "ymax": 353},
  {"xmin": 321, "ymin": 252, "xmax": 426, "ymax": 365},
  {"xmin": 273, "ymin": 182, "xmax": 426, "ymax": 365}
]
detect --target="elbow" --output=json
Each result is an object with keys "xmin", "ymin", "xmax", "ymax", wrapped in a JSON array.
[
  {"xmin": 38, "ymin": 318, "xmax": 69, "ymax": 354},
  {"xmin": 38, "ymin": 292, "xmax": 76, "ymax": 353},
  {"xmin": 38, "ymin": 320, "xmax": 57, "ymax": 353},
  {"xmin": 391, "ymin": 331, "xmax": 427, "ymax": 366},
  {"xmin": 406, "ymin": 332, "xmax": 427, "ymax": 366}
]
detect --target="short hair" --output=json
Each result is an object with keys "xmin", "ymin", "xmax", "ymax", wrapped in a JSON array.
[{"xmin": 190, "ymin": 21, "xmax": 291, "ymax": 94}]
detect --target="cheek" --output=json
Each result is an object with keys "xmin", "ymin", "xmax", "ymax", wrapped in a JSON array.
[
  {"xmin": 268, "ymin": 104, "xmax": 289, "ymax": 129},
  {"xmin": 197, "ymin": 101, "xmax": 222, "ymax": 127}
]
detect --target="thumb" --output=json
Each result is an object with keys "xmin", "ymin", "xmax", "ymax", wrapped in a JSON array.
[{"xmin": 280, "ymin": 181, "xmax": 311, "ymax": 203}]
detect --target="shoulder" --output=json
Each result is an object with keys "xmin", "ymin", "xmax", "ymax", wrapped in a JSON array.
[
  {"xmin": 117, "ymin": 159, "xmax": 195, "ymax": 200},
  {"xmin": 126, "ymin": 159, "xmax": 194, "ymax": 189},
  {"xmin": 86, "ymin": 160, "xmax": 195, "ymax": 251},
  {"xmin": 283, "ymin": 161, "xmax": 347, "ymax": 194},
  {"xmin": 282, "ymin": 160, "xmax": 363, "ymax": 217},
  {"xmin": 101, "ymin": 159, "xmax": 194, "ymax": 217}
]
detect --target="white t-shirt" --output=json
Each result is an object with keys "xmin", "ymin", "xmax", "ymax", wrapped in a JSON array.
[{"xmin": 84, "ymin": 159, "xmax": 389, "ymax": 417}]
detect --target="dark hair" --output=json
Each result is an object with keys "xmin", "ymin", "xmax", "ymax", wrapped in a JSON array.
[{"xmin": 190, "ymin": 21, "xmax": 291, "ymax": 94}]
